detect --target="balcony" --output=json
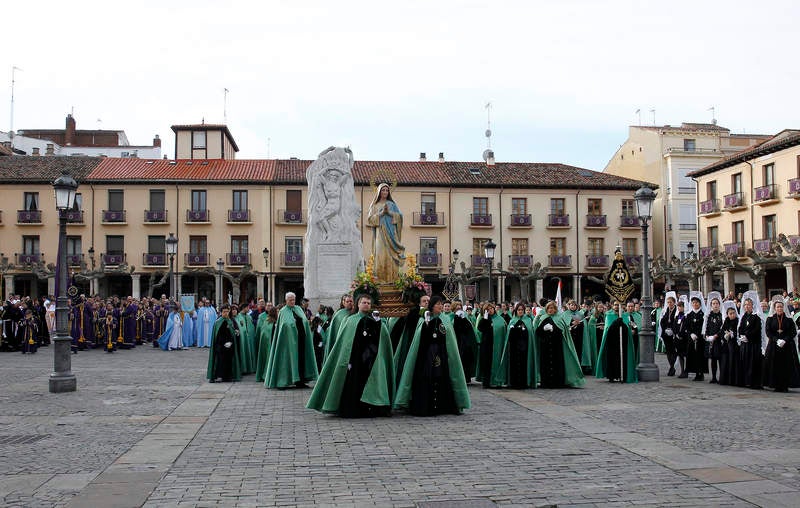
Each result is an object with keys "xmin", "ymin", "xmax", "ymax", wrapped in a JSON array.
[
  {"xmin": 186, "ymin": 209, "xmax": 210, "ymax": 223},
  {"xmin": 723, "ymin": 242, "xmax": 745, "ymax": 257},
  {"xmin": 412, "ymin": 212, "xmax": 446, "ymax": 226},
  {"xmin": 624, "ymin": 255, "xmax": 641, "ymax": 267},
  {"xmin": 508, "ymin": 255, "xmax": 532, "ymax": 267},
  {"xmin": 16, "ymin": 253, "xmax": 41, "ymax": 265},
  {"xmin": 281, "ymin": 252, "xmax": 303, "ymax": 267},
  {"xmin": 585, "ymin": 255, "xmax": 609, "ymax": 268},
  {"xmin": 144, "ymin": 210, "xmax": 168, "ymax": 223},
  {"xmin": 471, "ymin": 254, "xmax": 489, "ymax": 267},
  {"xmin": 102, "ymin": 210, "xmax": 126, "ymax": 223},
  {"xmin": 103, "ymin": 253, "xmax": 126, "ymax": 266},
  {"xmin": 753, "ymin": 184, "xmax": 779, "ymax": 205},
  {"xmin": 227, "ymin": 209, "xmax": 251, "ymax": 223},
  {"xmin": 678, "ymin": 223, "xmax": 697, "ymax": 230},
  {"xmin": 753, "ymin": 239, "xmax": 774, "ymax": 254},
  {"xmin": 619, "ymin": 215, "xmax": 639, "ymax": 228},
  {"xmin": 547, "ymin": 214, "xmax": 570, "ymax": 228},
  {"xmin": 66, "ymin": 253, "xmax": 83, "ymax": 266},
  {"xmin": 142, "ymin": 253, "xmax": 168, "ymax": 266},
  {"xmin": 789, "ymin": 235, "xmax": 800, "ymax": 248},
  {"xmin": 663, "ymin": 147, "xmax": 720, "ymax": 155},
  {"xmin": 699, "ymin": 246, "xmax": 717, "ymax": 258},
  {"xmin": 470, "ymin": 214, "xmax": 492, "ymax": 227},
  {"xmin": 723, "ymin": 192, "xmax": 746, "ymax": 211},
  {"xmin": 417, "ymin": 253, "xmax": 442, "ymax": 267},
  {"xmin": 509, "ymin": 214, "xmax": 532, "ymax": 227},
  {"xmin": 788, "ymin": 178, "xmax": 800, "ymax": 198},
  {"xmin": 226, "ymin": 252, "xmax": 251, "ymax": 266},
  {"xmin": 549, "ymin": 255, "xmax": 572, "ymax": 267},
  {"xmin": 699, "ymin": 199, "xmax": 721, "ymax": 216},
  {"xmin": 17, "ymin": 210, "xmax": 42, "ymax": 224},
  {"xmin": 277, "ymin": 209, "xmax": 306, "ymax": 225},
  {"xmin": 64, "ymin": 210, "xmax": 84, "ymax": 224},
  {"xmin": 585, "ymin": 214, "xmax": 607, "ymax": 228},
  {"xmin": 185, "ymin": 252, "xmax": 209, "ymax": 266}
]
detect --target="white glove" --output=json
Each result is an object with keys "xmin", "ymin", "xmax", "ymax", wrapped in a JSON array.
[
  {"xmin": 317, "ymin": 342, "xmax": 323, "ymax": 347},
  {"xmin": 665, "ymin": 329, "xmax": 674, "ymax": 336},
  {"xmin": 543, "ymin": 323, "xmax": 554, "ymax": 332},
  {"xmin": 317, "ymin": 325, "xmax": 323, "ymax": 333},
  {"xmin": 724, "ymin": 330, "xmax": 733, "ymax": 339},
  {"xmin": 424, "ymin": 311, "xmax": 431, "ymax": 323},
  {"xmin": 224, "ymin": 341, "xmax": 232, "ymax": 348},
  {"xmin": 455, "ymin": 310, "xmax": 465, "ymax": 318},
  {"xmin": 484, "ymin": 311, "xmax": 489, "ymax": 320},
  {"xmin": 690, "ymin": 333, "xmax": 698, "ymax": 341},
  {"xmin": 777, "ymin": 339, "xmax": 786, "ymax": 348},
  {"xmin": 372, "ymin": 311, "xmax": 381, "ymax": 322},
  {"xmin": 738, "ymin": 335, "xmax": 748, "ymax": 344}
]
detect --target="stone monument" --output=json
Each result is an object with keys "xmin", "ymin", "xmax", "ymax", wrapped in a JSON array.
[{"xmin": 304, "ymin": 147, "xmax": 363, "ymax": 308}]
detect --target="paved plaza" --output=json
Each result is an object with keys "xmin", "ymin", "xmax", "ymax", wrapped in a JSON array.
[{"xmin": 1, "ymin": 346, "xmax": 800, "ymax": 507}]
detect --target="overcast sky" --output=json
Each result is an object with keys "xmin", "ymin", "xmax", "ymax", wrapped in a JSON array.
[{"xmin": 2, "ymin": 0, "xmax": 797, "ymax": 170}]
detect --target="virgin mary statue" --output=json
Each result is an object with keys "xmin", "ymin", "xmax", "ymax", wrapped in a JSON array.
[{"xmin": 367, "ymin": 183, "xmax": 405, "ymax": 283}]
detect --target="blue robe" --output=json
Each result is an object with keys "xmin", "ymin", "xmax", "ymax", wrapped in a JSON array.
[
  {"xmin": 157, "ymin": 311, "xmax": 182, "ymax": 351},
  {"xmin": 195, "ymin": 307, "xmax": 217, "ymax": 348},
  {"xmin": 182, "ymin": 311, "xmax": 197, "ymax": 348}
]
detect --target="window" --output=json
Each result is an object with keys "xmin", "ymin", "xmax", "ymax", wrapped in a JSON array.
[
  {"xmin": 285, "ymin": 237, "xmax": 303, "ymax": 254},
  {"xmin": 511, "ymin": 198, "xmax": 527, "ymax": 215},
  {"xmin": 73, "ymin": 193, "xmax": 83, "ymax": 211},
  {"xmin": 622, "ymin": 238, "xmax": 637, "ymax": 255},
  {"xmin": 708, "ymin": 226, "xmax": 718, "ymax": 248},
  {"xmin": 683, "ymin": 139, "xmax": 696, "ymax": 152},
  {"xmin": 588, "ymin": 238, "xmax": 604, "ymax": 256},
  {"xmin": 550, "ymin": 238, "xmax": 566, "ymax": 256},
  {"xmin": 231, "ymin": 236, "xmax": 249, "ymax": 254},
  {"xmin": 286, "ymin": 189, "xmax": 302, "ymax": 212},
  {"xmin": 420, "ymin": 237, "xmax": 437, "ymax": 255},
  {"xmin": 511, "ymin": 238, "xmax": 528, "ymax": 255},
  {"xmin": 189, "ymin": 236, "xmax": 207, "ymax": 254},
  {"xmin": 763, "ymin": 215, "xmax": 777, "ymax": 240},
  {"xmin": 732, "ymin": 173, "xmax": 742, "ymax": 194},
  {"xmin": 148, "ymin": 235, "xmax": 166, "ymax": 254},
  {"xmin": 108, "ymin": 190, "xmax": 124, "ymax": 211},
  {"xmin": 472, "ymin": 238, "xmax": 489, "ymax": 255},
  {"xmin": 707, "ymin": 181, "xmax": 717, "ymax": 201},
  {"xmin": 473, "ymin": 197, "xmax": 488, "ymax": 216},
  {"xmin": 233, "ymin": 190, "xmax": 248, "ymax": 211},
  {"xmin": 192, "ymin": 131, "xmax": 206, "ymax": 149},
  {"xmin": 66, "ymin": 236, "xmax": 81, "ymax": 255},
  {"xmin": 621, "ymin": 199, "xmax": 635, "ymax": 217},
  {"xmin": 149, "ymin": 190, "xmax": 165, "ymax": 211},
  {"xmin": 550, "ymin": 198, "xmax": 565, "ymax": 216},
  {"xmin": 23, "ymin": 235, "xmax": 39, "ymax": 254},
  {"xmin": 23, "ymin": 192, "xmax": 39, "ymax": 211},
  {"xmin": 587, "ymin": 198, "xmax": 602, "ymax": 216},
  {"xmin": 732, "ymin": 221, "xmax": 744, "ymax": 243},
  {"xmin": 763, "ymin": 163, "xmax": 774, "ymax": 186},
  {"xmin": 106, "ymin": 235, "xmax": 124, "ymax": 255},
  {"xmin": 191, "ymin": 190, "xmax": 207, "ymax": 211},
  {"xmin": 679, "ymin": 204, "xmax": 697, "ymax": 230},
  {"xmin": 421, "ymin": 194, "xmax": 436, "ymax": 214}
]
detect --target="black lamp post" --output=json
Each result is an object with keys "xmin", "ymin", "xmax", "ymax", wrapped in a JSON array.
[
  {"xmin": 216, "ymin": 257, "xmax": 225, "ymax": 308},
  {"xmin": 634, "ymin": 185, "xmax": 659, "ymax": 382},
  {"xmin": 50, "ymin": 170, "xmax": 78, "ymax": 393},
  {"xmin": 484, "ymin": 240, "xmax": 496, "ymax": 303},
  {"xmin": 165, "ymin": 233, "xmax": 178, "ymax": 303},
  {"xmin": 687, "ymin": 241, "xmax": 695, "ymax": 259},
  {"xmin": 450, "ymin": 249, "xmax": 459, "ymax": 274},
  {"xmin": 262, "ymin": 247, "xmax": 270, "ymax": 303}
]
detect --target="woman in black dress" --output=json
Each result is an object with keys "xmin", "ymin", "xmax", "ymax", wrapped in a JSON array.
[
  {"xmin": 736, "ymin": 297, "xmax": 763, "ymax": 389},
  {"xmin": 702, "ymin": 295, "xmax": 724, "ymax": 384},
  {"xmin": 763, "ymin": 301, "xmax": 800, "ymax": 392},
  {"xmin": 717, "ymin": 302, "xmax": 739, "ymax": 386}
]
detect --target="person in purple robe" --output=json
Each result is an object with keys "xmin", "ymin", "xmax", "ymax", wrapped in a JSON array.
[{"xmin": 120, "ymin": 297, "xmax": 138, "ymax": 348}]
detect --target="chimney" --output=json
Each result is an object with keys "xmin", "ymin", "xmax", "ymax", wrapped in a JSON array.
[
  {"xmin": 153, "ymin": 134, "xmax": 161, "ymax": 148},
  {"xmin": 65, "ymin": 114, "xmax": 76, "ymax": 146},
  {"xmin": 419, "ymin": 152, "xmax": 426, "ymax": 162},
  {"xmin": 438, "ymin": 152, "xmax": 445, "ymax": 163},
  {"xmin": 31, "ymin": 147, "xmax": 40, "ymax": 156},
  {"xmin": 486, "ymin": 150, "xmax": 495, "ymax": 166},
  {"xmin": 46, "ymin": 143, "xmax": 55, "ymax": 156}
]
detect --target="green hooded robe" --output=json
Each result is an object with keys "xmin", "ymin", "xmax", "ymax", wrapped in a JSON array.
[
  {"xmin": 206, "ymin": 317, "xmax": 242, "ymax": 382},
  {"xmin": 475, "ymin": 312, "xmax": 508, "ymax": 387},
  {"xmin": 581, "ymin": 314, "xmax": 601, "ymax": 372},
  {"xmin": 498, "ymin": 316, "xmax": 539, "ymax": 387},
  {"xmin": 234, "ymin": 312, "xmax": 256, "ymax": 374},
  {"xmin": 393, "ymin": 316, "xmax": 471, "ymax": 412},
  {"xmin": 324, "ymin": 307, "xmax": 351, "ymax": 363},
  {"xmin": 596, "ymin": 311, "xmax": 639, "ymax": 383},
  {"xmin": 654, "ymin": 307, "xmax": 666, "ymax": 353},
  {"xmin": 393, "ymin": 306, "xmax": 424, "ymax": 387},
  {"xmin": 306, "ymin": 312, "xmax": 395, "ymax": 413},
  {"xmin": 254, "ymin": 313, "xmax": 275, "ymax": 383},
  {"xmin": 531, "ymin": 311, "xmax": 585, "ymax": 388},
  {"xmin": 264, "ymin": 305, "xmax": 318, "ymax": 388}
]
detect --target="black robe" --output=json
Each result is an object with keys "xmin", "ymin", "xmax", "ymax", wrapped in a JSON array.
[
  {"xmin": 338, "ymin": 316, "xmax": 388, "ymax": 417},
  {"xmin": 736, "ymin": 313, "xmax": 763, "ymax": 388},
  {"xmin": 213, "ymin": 320, "xmax": 238, "ymax": 382},
  {"xmin": 601, "ymin": 317, "xmax": 632, "ymax": 382},
  {"xmin": 659, "ymin": 306, "xmax": 679, "ymax": 357},
  {"xmin": 718, "ymin": 317, "xmax": 739, "ymax": 385},
  {"xmin": 19, "ymin": 317, "xmax": 38, "ymax": 354},
  {"xmin": 507, "ymin": 319, "xmax": 530, "ymax": 388},
  {"xmin": 477, "ymin": 317, "xmax": 496, "ymax": 388},
  {"xmin": 762, "ymin": 315, "xmax": 800, "ymax": 391},
  {"xmin": 410, "ymin": 318, "xmax": 457, "ymax": 416},
  {"xmin": 683, "ymin": 310, "xmax": 707, "ymax": 374},
  {"xmin": 705, "ymin": 311, "xmax": 724, "ymax": 360},
  {"xmin": 538, "ymin": 317, "xmax": 566, "ymax": 388},
  {"xmin": 569, "ymin": 316, "xmax": 585, "ymax": 366},
  {"xmin": 453, "ymin": 314, "xmax": 477, "ymax": 383}
]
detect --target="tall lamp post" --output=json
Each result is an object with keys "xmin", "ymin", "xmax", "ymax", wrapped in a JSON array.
[
  {"xmin": 484, "ymin": 239, "xmax": 496, "ymax": 303},
  {"xmin": 216, "ymin": 258, "xmax": 225, "ymax": 309},
  {"xmin": 165, "ymin": 233, "xmax": 178, "ymax": 303},
  {"xmin": 262, "ymin": 247, "xmax": 269, "ymax": 303},
  {"xmin": 50, "ymin": 170, "xmax": 78, "ymax": 393},
  {"xmin": 634, "ymin": 185, "xmax": 659, "ymax": 382}
]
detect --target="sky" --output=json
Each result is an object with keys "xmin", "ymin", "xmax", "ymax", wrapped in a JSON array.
[{"xmin": 2, "ymin": 0, "xmax": 798, "ymax": 170}]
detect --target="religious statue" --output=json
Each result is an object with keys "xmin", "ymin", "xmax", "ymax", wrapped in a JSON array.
[{"xmin": 367, "ymin": 183, "xmax": 405, "ymax": 283}]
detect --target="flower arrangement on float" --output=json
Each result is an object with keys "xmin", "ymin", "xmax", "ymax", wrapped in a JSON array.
[
  {"xmin": 394, "ymin": 254, "xmax": 426, "ymax": 304},
  {"xmin": 351, "ymin": 254, "xmax": 381, "ymax": 305}
]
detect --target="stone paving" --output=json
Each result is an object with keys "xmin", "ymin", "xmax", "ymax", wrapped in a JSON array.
[{"xmin": 1, "ymin": 345, "xmax": 799, "ymax": 507}]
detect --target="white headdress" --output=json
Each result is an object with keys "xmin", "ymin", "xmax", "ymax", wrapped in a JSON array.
[{"xmin": 701, "ymin": 291, "xmax": 723, "ymax": 335}]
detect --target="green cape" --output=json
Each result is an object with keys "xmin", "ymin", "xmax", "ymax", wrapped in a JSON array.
[
  {"xmin": 392, "ymin": 307, "xmax": 423, "ymax": 387},
  {"xmin": 581, "ymin": 315, "xmax": 601, "ymax": 371},
  {"xmin": 393, "ymin": 316, "xmax": 471, "ymax": 411},
  {"xmin": 475, "ymin": 313, "xmax": 508, "ymax": 387},
  {"xmin": 531, "ymin": 311, "xmax": 585, "ymax": 388},
  {"xmin": 654, "ymin": 307, "xmax": 666, "ymax": 352},
  {"xmin": 306, "ymin": 312, "xmax": 395, "ymax": 413},
  {"xmin": 595, "ymin": 311, "xmax": 639, "ymax": 383},
  {"xmin": 324, "ymin": 307, "xmax": 351, "ymax": 362},
  {"xmin": 234, "ymin": 313, "xmax": 256, "ymax": 374},
  {"xmin": 498, "ymin": 316, "xmax": 539, "ymax": 387},
  {"xmin": 264, "ymin": 305, "xmax": 318, "ymax": 388},
  {"xmin": 254, "ymin": 313, "xmax": 275, "ymax": 383},
  {"xmin": 206, "ymin": 317, "xmax": 242, "ymax": 381}
]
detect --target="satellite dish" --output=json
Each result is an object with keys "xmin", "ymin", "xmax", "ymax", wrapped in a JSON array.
[
  {"xmin": 485, "ymin": 129, "xmax": 492, "ymax": 138},
  {"xmin": 482, "ymin": 149, "xmax": 492, "ymax": 161}
]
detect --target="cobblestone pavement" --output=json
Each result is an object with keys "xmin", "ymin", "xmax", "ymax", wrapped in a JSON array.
[{"xmin": 2, "ymin": 346, "xmax": 799, "ymax": 507}]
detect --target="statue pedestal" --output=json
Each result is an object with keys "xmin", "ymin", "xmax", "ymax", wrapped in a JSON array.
[{"xmin": 376, "ymin": 284, "xmax": 412, "ymax": 318}]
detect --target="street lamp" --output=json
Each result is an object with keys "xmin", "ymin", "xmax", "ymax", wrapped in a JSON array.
[
  {"xmin": 634, "ymin": 185, "xmax": 659, "ymax": 382},
  {"xmin": 50, "ymin": 170, "xmax": 78, "ymax": 393},
  {"xmin": 87, "ymin": 246, "xmax": 95, "ymax": 270},
  {"xmin": 687, "ymin": 241, "xmax": 695, "ymax": 259},
  {"xmin": 262, "ymin": 247, "xmax": 269, "ymax": 269},
  {"xmin": 484, "ymin": 239, "xmax": 496, "ymax": 303},
  {"xmin": 450, "ymin": 249, "xmax": 459, "ymax": 273},
  {"xmin": 216, "ymin": 257, "xmax": 225, "ymax": 308},
  {"xmin": 165, "ymin": 233, "xmax": 178, "ymax": 303}
]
